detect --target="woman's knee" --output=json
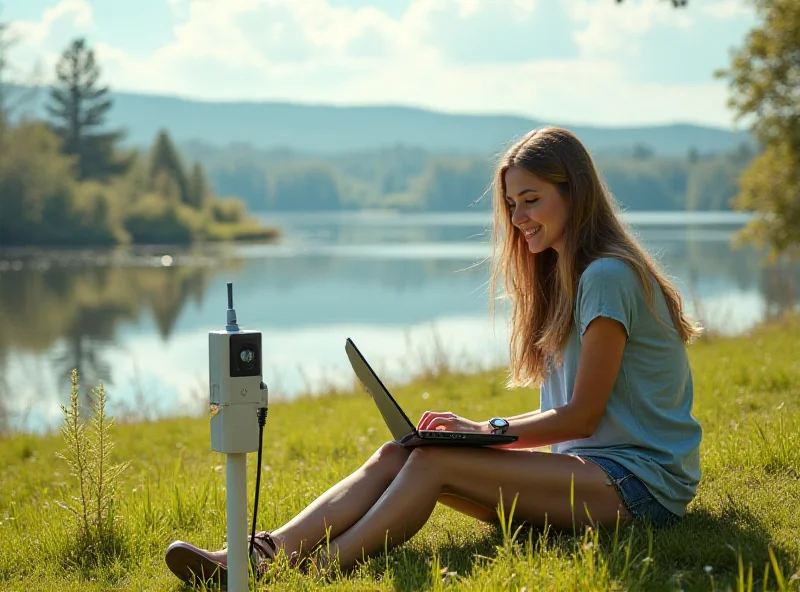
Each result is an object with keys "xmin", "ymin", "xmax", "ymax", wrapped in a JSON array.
[
  {"xmin": 405, "ymin": 446, "xmax": 444, "ymax": 476},
  {"xmin": 365, "ymin": 441, "xmax": 411, "ymax": 481}
]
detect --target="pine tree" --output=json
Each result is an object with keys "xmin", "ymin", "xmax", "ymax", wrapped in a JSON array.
[
  {"xmin": 187, "ymin": 162, "xmax": 210, "ymax": 209},
  {"xmin": 148, "ymin": 129, "xmax": 189, "ymax": 203},
  {"xmin": 47, "ymin": 38, "xmax": 128, "ymax": 181}
]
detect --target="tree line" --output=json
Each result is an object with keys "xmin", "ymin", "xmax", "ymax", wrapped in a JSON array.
[
  {"xmin": 181, "ymin": 141, "xmax": 754, "ymax": 213},
  {"xmin": 0, "ymin": 37, "xmax": 277, "ymax": 246}
]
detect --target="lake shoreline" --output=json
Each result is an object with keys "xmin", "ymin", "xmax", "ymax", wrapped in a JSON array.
[
  {"xmin": 0, "ymin": 210, "xmax": 796, "ymax": 436},
  {"xmin": 0, "ymin": 209, "xmax": 756, "ymax": 255}
]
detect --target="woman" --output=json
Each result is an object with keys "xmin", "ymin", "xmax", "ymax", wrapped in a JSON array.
[{"xmin": 165, "ymin": 126, "xmax": 703, "ymax": 585}]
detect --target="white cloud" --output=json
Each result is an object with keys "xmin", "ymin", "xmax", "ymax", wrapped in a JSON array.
[
  {"xmin": 9, "ymin": 0, "xmax": 751, "ymax": 127},
  {"xmin": 0, "ymin": 0, "xmax": 91, "ymax": 117},
  {"xmin": 701, "ymin": 0, "xmax": 752, "ymax": 20},
  {"xmin": 568, "ymin": 0, "xmax": 692, "ymax": 55},
  {"xmin": 6, "ymin": 0, "xmax": 93, "ymax": 87},
  {"xmin": 457, "ymin": 0, "xmax": 481, "ymax": 19},
  {"xmin": 11, "ymin": 0, "xmax": 92, "ymax": 46},
  {"xmin": 167, "ymin": 0, "xmax": 190, "ymax": 21}
]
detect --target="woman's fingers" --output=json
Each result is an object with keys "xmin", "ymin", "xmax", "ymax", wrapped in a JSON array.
[
  {"xmin": 418, "ymin": 413, "xmax": 483, "ymax": 433},
  {"xmin": 417, "ymin": 411, "xmax": 435, "ymax": 430},
  {"xmin": 424, "ymin": 413, "xmax": 458, "ymax": 431},
  {"xmin": 417, "ymin": 411, "xmax": 454, "ymax": 431}
]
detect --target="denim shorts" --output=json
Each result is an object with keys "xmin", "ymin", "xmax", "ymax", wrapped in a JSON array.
[{"xmin": 579, "ymin": 455, "xmax": 680, "ymax": 529}]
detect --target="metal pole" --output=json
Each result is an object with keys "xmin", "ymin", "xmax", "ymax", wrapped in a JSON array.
[{"xmin": 226, "ymin": 453, "xmax": 248, "ymax": 592}]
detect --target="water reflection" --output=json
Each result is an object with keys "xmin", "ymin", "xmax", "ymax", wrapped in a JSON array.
[
  {"xmin": 0, "ymin": 259, "xmax": 233, "ymax": 433},
  {"xmin": 0, "ymin": 212, "xmax": 797, "ymax": 434}
]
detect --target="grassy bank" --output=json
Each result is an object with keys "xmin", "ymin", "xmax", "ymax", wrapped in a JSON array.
[{"xmin": 0, "ymin": 316, "xmax": 798, "ymax": 591}]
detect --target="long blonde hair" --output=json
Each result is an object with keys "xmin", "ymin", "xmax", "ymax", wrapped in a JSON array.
[{"xmin": 489, "ymin": 126, "xmax": 702, "ymax": 387}]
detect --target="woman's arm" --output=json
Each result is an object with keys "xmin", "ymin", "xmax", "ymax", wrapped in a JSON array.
[
  {"xmin": 506, "ymin": 409, "xmax": 543, "ymax": 422},
  {"xmin": 491, "ymin": 316, "xmax": 628, "ymax": 449}
]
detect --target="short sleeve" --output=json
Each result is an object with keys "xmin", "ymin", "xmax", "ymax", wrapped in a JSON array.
[{"xmin": 576, "ymin": 258, "xmax": 640, "ymax": 338}]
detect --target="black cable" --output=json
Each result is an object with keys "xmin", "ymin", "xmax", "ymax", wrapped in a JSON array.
[{"xmin": 249, "ymin": 407, "xmax": 268, "ymax": 563}]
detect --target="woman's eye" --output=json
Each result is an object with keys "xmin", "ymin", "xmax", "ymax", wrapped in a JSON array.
[
  {"xmin": 525, "ymin": 198, "xmax": 539, "ymax": 205},
  {"xmin": 506, "ymin": 201, "xmax": 516, "ymax": 209}
]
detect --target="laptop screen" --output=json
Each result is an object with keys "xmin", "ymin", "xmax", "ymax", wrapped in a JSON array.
[{"xmin": 345, "ymin": 338, "xmax": 418, "ymax": 442}]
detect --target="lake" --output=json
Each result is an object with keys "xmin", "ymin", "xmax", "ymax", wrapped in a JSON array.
[{"xmin": 1, "ymin": 210, "xmax": 797, "ymax": 434}]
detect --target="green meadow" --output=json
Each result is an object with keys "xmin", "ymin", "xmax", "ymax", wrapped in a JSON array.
[{"xmin": 1, "ymin": 315, "xmax": 798, "ymax": 591}]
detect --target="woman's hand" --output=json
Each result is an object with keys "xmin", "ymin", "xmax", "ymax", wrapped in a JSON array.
[{"xmin": 416, "ymin": 411, "xmax": 487, "ymax": 433}]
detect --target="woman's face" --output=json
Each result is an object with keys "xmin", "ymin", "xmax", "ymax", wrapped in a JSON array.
[{"xmin": 503, "ymin": 166, "xmax": 569, "ymax": 255}]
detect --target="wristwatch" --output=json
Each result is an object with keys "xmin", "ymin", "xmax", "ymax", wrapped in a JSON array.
[{"xmin": 488, "ymin": 417, "xmax": 509, "ymax": 435}]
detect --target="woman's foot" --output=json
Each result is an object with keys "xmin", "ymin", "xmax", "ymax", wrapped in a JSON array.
[
  {"xmin": 164, "ymin": 531, "xmax": 281, "ymax": 586},
  {"xmin": 164, "ymin": 540, "xmax": 228, "ymax": 586}
]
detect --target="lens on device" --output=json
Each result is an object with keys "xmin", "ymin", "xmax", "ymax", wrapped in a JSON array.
[{"xmin": 229, "ymin": 333, "xmax": 262, "ymax": 377}]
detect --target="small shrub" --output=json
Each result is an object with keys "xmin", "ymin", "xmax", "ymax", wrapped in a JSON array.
[
  {"xmin": 123, "ymin": 193, "xmax": 201, "ymax": 243},
  {"xmin": 55, "ymin": 369, "xmax": 130, "ymax": 566},
  {"xmin": 207, "ymin": 196, "xmax": 247, "ymax": 223}
]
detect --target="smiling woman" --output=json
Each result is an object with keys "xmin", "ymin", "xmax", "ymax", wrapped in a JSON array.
[
  {"xmin": 503, "ymin": 167, "xmax": 570, "ymax": 254},
  {"xmin": 164, "ymin": 126, "xmax": 706, "ymax": 587}
]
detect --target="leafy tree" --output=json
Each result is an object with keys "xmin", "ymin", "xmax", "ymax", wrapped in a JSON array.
[
  {"xmin": 0, "ymin": 122, "xmax": 76, "ymax": 243},
  {"xmin": 718, "ymin": 0, "xmax": 800, "ymax": 257},
  {"xmin": 0, "ymin": 122, "xmax": 124, "ymax": 245},
  {"xmin": 47, "ymin": 38, "xmax": 128, "ymax": 181},
  {"xmin": 123, "ymin": 192, "xmax": 200, "ymax": 243}
]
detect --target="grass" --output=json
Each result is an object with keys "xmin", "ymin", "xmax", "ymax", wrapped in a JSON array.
[{"xmin": 1, "ymin": 315, "xmax": 799, "ymax": 591}]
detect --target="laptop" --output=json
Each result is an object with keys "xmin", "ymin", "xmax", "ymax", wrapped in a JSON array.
[{"xmin": 345, "ymin": 338, "xmax": 518, "ymax": 447}]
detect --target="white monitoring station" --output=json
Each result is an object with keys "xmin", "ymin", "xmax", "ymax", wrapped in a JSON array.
[{"xmin": 209, "ymin": 282, "xmax": 269, "ymax": 591}]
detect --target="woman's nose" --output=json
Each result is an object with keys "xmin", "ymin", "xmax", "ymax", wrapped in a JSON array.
[{"xmin": 511, "ymin": 207, "xmax": 527, "ymax": 226}]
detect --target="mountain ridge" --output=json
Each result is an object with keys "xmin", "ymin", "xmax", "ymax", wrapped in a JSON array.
[{"xmin": 13, "ymin": 85, "xmax": 751, "ymax": 156}]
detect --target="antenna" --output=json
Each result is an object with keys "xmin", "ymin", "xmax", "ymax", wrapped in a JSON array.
[{"xmin": 226, "ymin": 282, "xmax": 239, "ymax": 331}]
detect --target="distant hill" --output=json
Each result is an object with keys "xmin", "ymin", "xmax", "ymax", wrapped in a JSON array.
[{"xmin": 13, "ymin": 86, "xmax": 751, "ymax": 157}]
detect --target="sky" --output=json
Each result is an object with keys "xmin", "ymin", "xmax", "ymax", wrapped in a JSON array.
[{"xmin": 2, "ymin": 0, "xmax": 756, "ymax": 128}]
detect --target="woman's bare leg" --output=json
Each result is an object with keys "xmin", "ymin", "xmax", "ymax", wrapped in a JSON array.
[
  {"xmin": 269, "ymin": 442, "xmax": 411, "ymax": 556},
  {"xmin": 438, "ymin": 494, "xmax": 499, "ymax": 524},
  {"xmin": 325, "ymin": 446, "xmax": 629, "ymax": 570},
  {"xmin": 204, "ymin": 442, "xmax": 499, "ymax": 567},
  {"xmin": 268, "ymin": 447, "xmax": 501, "ymax": 555}
]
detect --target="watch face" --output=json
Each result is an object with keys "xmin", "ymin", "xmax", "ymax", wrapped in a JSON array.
[{"xmin": 490, "ymin": 418, "xmax": 508, "ymax": 428}]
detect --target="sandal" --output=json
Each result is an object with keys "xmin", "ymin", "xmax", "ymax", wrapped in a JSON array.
[{"xmin": 165, "ymin": 531, "xmax": 279, "ymax": 587}]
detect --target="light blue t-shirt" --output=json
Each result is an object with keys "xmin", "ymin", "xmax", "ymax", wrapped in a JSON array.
[{"xmin": 540, "ymin": 257, "xmax": 702, "ymax": 516}]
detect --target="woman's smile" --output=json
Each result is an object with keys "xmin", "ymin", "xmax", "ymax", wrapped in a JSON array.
[{"xmin": 523, "ymin": 225, "xmax": 543, "ymax": 240}]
